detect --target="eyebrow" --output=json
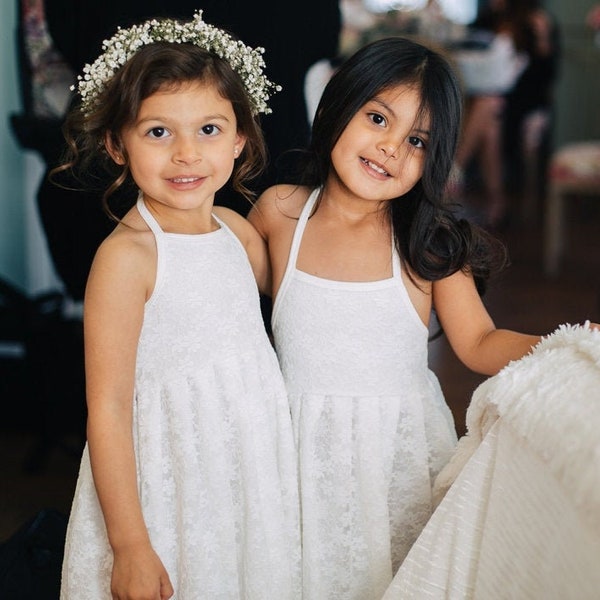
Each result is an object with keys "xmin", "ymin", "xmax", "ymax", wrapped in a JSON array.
[
  {"xmin": 136, "ymin": 112, "xmax": 232, "ymax": 124},
  {"xmin": 370, "ymin": 97, "xmax": 394, "ymax": 116},
  {"xmin": 369, "ymin": 97, "xmax": 431, "ymax": 136},
  {"xmin": 413, "ymin": 126, "xmax": 431, "ymax": 136}
]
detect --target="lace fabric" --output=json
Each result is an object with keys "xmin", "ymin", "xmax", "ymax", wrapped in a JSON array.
[
  {"xmin": 273, "ymin": 188, "xmax": 457, "ymax": 600},
  {"xmin": 60, "ymin": 199, "xmax": 301, "ymax": 599}
]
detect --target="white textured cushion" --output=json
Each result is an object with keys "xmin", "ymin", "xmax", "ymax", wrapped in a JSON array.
[{"xmin": 383, "ymin": 323, "xmax": 600, "ymax": 600}]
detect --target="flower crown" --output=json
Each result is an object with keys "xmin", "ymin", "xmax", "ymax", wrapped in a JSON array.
[{"xmin": 72, "ymin": 10, "xmax": 280, "ymax": 116}]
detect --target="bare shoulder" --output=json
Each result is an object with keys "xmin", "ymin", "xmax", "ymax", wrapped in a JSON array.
[
  {"xmin": 249, "ymin": 184, "xmax": 313, "ymax": 234},
  {"xmin": 247, "ymin": 185, "xmax": 314, "ymax": 296},
  {"xmin": 212, "ymin": 205, "xmax": 258, "ymax": 243},
  {"xmin": 95, "ymin": 222, "xmax": 149, "ymax": 264},
  {"xmin": 88, "ymin": 214, "xmax": 156, "ymax": 296},
  {"xmin": 212, "ymin": 204, "xmax": 245, "ymax": 228}
]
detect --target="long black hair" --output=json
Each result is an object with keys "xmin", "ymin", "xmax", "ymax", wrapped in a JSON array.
[{"xmin": 292, "ymin": 36, "xmax": 507, "ymax": 290}]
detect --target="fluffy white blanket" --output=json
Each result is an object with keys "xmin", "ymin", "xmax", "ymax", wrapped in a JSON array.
[{"xmin": 433, "ymin": 322, "xmax": 600, "ymax": 536}]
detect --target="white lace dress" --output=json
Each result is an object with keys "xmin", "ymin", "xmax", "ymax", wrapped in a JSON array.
[
  {"xmin": 272, "ymin": 189, "xmax": 458, "ymax": 600},
  {"xmin": 61, "ymin": 198, "xmax": 301, "ymax": 599}
]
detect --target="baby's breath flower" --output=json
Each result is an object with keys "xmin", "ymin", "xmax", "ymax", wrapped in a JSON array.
[{"xmin": 71, "ymin": 11, "xmax": 281, "ymax": 116}]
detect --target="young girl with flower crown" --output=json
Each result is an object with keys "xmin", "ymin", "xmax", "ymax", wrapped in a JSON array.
[
  {"xmin": 58, "ymin": 12, "xmax": 301, "ymax": 599},
  {"xmin": 248, "ymin": 36, "xmax": 599, "ymax": 600}
]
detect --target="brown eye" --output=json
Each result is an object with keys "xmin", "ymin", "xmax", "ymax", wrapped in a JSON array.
[
  {"xmin": 201, "ymin": 124, "xmax": 219, "ymax": 136},
  {"xmin": 368, "ymin": 112, "xmax": 386, "ymax": 127},
  {"xmin": 409, "ymin": 136, "xmax": 426, "ymax": 149},
  {"xmin": 148, "ymin": 127, "xmax": 168, "ymax": 139}
]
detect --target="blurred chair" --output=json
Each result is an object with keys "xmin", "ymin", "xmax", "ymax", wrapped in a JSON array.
[
  {"xmin": 383, "ymin": 324, "xmax": 600, "ymax": 600},
  {"xmin": 544, "ymin": 141, "xmax": 600, "ymax": 276},
  {"xmin": 519, "ymin": 107, "xmax": 553, "ymax": 224}
]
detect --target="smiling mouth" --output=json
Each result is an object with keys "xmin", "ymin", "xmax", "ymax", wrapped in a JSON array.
[
  {"xmin": 170, "ymin": 177, "xmax": 201, "ymax": 183},
  {"xmin": 361, "ymin": 158, "xmax": 390, "ymax": 177}
]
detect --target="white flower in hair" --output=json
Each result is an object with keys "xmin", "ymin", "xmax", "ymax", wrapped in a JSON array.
[{"xmin": 72, "ymin": 10, "xmax": 281, "ymax": 115}]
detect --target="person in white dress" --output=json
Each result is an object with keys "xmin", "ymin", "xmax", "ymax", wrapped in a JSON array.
[
  {"xmin": 57, "ymin": 12, "xmax": 301, "ymax": 599},
  {"xmin": 248, "ymin": 36, "xmax": 596, "ymax": 600}
]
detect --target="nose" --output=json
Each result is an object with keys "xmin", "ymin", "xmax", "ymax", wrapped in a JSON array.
[
  {"xmin": 173, "ymin": 136, "xmax": 201, "ymax": 164},
  {"xmin": 377, "ymin": 137, "xmax": 400, "ymax": 160}
]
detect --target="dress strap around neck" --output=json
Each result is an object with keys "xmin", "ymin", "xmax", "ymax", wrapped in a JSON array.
[
  {"xmin": 286, "ymin": 187, "xmax": 320, "ymax": 268},
  {"xmin": 271, "ymin": 187, "xmax": 320, "ymax": 326},
  {"xmin": 391, "ymin": 240, "xmax": 402, "ymax": 279},
  {"xmin": 136, "ymin": 194, "xmax": 164, "ymax": 236}
]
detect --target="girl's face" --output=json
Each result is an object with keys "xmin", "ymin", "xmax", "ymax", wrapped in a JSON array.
[
  {"xmin": 110, "ymin": 81, "xmax": 245, "ymax": 216},
  {"xmin": 329, "ymin": 83, "xmax": 429, "ymax": 203}
]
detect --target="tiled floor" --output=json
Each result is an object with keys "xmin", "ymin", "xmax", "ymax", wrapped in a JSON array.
[{"xmin": 1, "ymin": 191, "xmax": 599, "ymax": 545}]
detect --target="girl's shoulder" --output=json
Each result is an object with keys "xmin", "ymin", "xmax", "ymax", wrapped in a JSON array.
[
  {"xmin": 85, "ymin": 222, "xmax": 157, "ymax": 307},
  {"xmin": 213, "ymin": 205, "xmax": 259, "ymax": 244},
  {"xmin": 251, "ymin": 184, "xmax": 313, "ymax": 224},
  {"xmin": 212, "ymin": 204, "xmax": 245, "ymax": 226},
  {"xmin": 91, "ymin": 209, "xmax": 156, "ymax": 278}
]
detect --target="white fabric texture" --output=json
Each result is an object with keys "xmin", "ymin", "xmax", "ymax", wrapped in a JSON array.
[
  {"xmin": 61, "ymin": 198, "xmax": 302, "ymax": 599},
  {"xmin": 272, "ymin": 188, "xmax": 458, "ymax": 600},
  {"xmin": 383, "ymin": 323, "xmax": 600, "ymax": 600}
]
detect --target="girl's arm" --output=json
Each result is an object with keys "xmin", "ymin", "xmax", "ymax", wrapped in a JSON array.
[
  {"xmin": 432, "ymin": 269, "xmax": 542, "ymax": 376},
  {"xmin": 214, "ymin": 205, "xmax": 272, "ymax": 296},
  {"xmin": 247, "ymin": 184, "xmax": 309, "ymax": 300},
  {"xmin": 84, "ymin": 232, "xmax": 173, "ymax": 599},
  {"xmin": 435, "ymin": 269, "xmax": 599, "ymax": 376}
]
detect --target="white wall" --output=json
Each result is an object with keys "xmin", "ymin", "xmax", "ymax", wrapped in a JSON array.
[
  {"xmin": 550, "ymin": 1, "xmax": 600, "ymax": 145},
  {"xmin": 0, "ymin": 2, "xmax": 26, "ymax": 292}
]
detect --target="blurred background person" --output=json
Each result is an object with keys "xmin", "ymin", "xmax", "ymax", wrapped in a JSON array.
[
  {"xmin": 587, "ymin": 3, "xmax": 600, "ymax": 45},
  {"xmin": 448, "ymin": 0, "xmax": 560, "ymax": 229}
]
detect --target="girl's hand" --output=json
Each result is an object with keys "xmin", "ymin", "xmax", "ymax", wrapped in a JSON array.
[{"xmin": 110, "ymin": 542, "xmax": 174, "ymax": 600}]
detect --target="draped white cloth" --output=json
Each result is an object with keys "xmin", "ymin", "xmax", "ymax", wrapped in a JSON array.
[{"xmin": 383, "ymin": 323, "xmax": 600, "ymax": 600}]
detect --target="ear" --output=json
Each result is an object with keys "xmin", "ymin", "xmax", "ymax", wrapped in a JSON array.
[
  {"xmin": 233, "ymin": 134, "xmax": 247, "ymax": 158},
  {"xmin": 105, "ymin": 132, "xmax": 126, "ymax": 165}
]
